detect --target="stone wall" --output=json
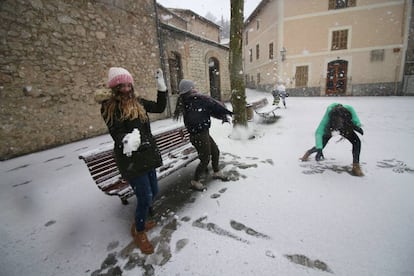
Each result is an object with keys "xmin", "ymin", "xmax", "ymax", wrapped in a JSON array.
[
  {"xmin": 160, "ymin": 24, "xmax": 231, "ymax": 102},
  {"xmin": 351, "ymin": 82, "xmax": 401, "ymax": 96},
  {"xmin": 287, "ymin": 87, "xmax": 321, "ymax": 97},
  {"xmin": 0, "ymin": 0, "xmax": 164, "ymax": 160}
]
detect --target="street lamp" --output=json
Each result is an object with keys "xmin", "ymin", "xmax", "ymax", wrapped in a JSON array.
[{"xmin": 280, "ymin": 47, "xmax": 287, "ymax": 61}]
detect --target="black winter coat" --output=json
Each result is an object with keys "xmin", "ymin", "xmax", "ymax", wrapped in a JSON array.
[
  {"xmin": 101, "ymin": 91, "xmax": 167, "ymax": 180},
  {"xmin": 181, "ymin": 91, "xmax": 233, "ymax": 134}
]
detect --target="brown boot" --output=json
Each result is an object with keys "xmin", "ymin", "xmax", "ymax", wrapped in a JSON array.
[
  {"xmin": 300, "ymin": 150, "xmax": 311, "ymax": 161},
  {"xmin": 131, "ymin": 220, "xmax": 157, "ymax": 236},
  {"xmin": 133, "ymin": 231, "xmax": 154, "ymax": 254},
  {"xmin": 352, "ymin": 163, "xmax": 364, "ymax": 176},
  {"xmin": 144, "ymin": 220, "xmax": 157, "ymax": 231}
]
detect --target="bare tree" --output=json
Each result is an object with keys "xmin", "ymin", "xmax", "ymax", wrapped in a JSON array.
[
  {"xmin": 204, "ymin": 12, "xmax": 217, "ymax": 23},
  {"xmin": 219, "ymin": 16, "xmax": 230, "ymax": 39},
  {"xmin": 229, "ymin": 0, "xmax": 247, "ymax": 127}
]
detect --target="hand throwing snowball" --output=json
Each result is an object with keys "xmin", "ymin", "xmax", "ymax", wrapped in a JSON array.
[{"xmin": 173, "ymin": 79, "xmax": 233, "ymax": 191}]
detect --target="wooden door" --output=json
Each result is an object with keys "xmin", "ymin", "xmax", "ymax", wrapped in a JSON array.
[{"xmin": 326, "ymin": 60, "xmax": 348, "ymax": 95}]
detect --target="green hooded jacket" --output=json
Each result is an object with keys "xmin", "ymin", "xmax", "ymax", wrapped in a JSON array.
[{"xmin": 315, "ymin": 103, "xmax": 361, "ymax": 149}]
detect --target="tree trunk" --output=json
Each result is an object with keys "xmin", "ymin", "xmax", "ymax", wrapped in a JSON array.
[{"xmin": 229, "ymin": 0, "xmax": 247, "ymax": 127}]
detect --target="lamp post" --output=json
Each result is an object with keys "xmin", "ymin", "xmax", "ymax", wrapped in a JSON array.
[{"xmin": 280, "ymin": 47, "xmax": 287, "ymax": 61}]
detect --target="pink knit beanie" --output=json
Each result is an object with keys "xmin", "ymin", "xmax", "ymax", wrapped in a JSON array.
[{"xmin": 107, "ymin": 67, "xmax": 134, "ymax": 88}]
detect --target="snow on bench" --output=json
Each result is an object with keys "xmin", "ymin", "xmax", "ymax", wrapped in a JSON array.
[
  {"xmin": 79, "ymin": 125, "xmax": 198, "ymax": 204},
  {"xmin": 250, "ymin": 98, "xmax": 280, "ymax": 121}
]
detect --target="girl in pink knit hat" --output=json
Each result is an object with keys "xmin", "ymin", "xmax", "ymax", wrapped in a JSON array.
[{"xmin": 101, "ymin": 67, "xmax": 167, "ymax": 254}]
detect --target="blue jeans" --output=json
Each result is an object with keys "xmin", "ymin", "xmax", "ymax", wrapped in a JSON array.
[{"xmin": 129, "ymin": 169, "xmax": 159, "ymax": 231}]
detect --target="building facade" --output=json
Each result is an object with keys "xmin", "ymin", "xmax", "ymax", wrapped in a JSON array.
[
  {"xmin": 243, "ymin": 0, "xmax": 412, "ymax": 96},
  {"xmin": 403, "ymin": 1, "xmax": 414, "ymax": 95},
  {"xmin": 157, "ymin": 4, "xmax": 231, "ymax": 114}
]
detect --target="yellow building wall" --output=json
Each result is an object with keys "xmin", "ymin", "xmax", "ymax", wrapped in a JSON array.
[{"xmin": 243, "ymin": 0, "xmax": 408, "ymax": 94}]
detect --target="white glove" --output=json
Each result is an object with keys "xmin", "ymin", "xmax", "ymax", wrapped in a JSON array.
[
  {"xmin": 122, "ymin": 129, "xmax": 141, "ymax": 157},
  {"xmin": 155, "ymin": 68, "xmax": 167, "ymax": 92}
]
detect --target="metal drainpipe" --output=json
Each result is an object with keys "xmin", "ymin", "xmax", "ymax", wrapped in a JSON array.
[{"xmin": 153, "ymin": 0, "xmax": 171, "ymax": 116}]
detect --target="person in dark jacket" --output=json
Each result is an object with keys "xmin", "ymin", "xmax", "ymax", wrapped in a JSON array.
[
  {"xmin": 300, "ymin": 103, "xmax": 364, "ymax": 176},
  {"xmin": 100, "ymin": 67, "xmax": 167, "ymax": 254},
  {"xmin": 173, "ymin": 79, "xmax": 233, "ymax": 191}
]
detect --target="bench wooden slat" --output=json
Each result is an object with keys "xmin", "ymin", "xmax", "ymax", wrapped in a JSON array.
[
  {"xmin": 79, "ymin": 125, "xmax": 198, "ymax": 204},
  {"xmin": 80, "ymin": 148, "xmax": 113, "ymax": 162}
]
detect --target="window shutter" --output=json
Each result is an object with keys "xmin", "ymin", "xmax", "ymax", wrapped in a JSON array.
[{"xmin": 328, "ymin": 0, "xmax": 335, "ymax": 10}]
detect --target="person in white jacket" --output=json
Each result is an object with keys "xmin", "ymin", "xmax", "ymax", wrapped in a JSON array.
[{"xmin": 276, "ymin": 82, "xmax": 288, "ymax": 108}]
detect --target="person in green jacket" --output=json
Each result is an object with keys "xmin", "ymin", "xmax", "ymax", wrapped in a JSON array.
[{"xmin": 300, "ymin": 103, "xmax": 364, "ymax": 176}]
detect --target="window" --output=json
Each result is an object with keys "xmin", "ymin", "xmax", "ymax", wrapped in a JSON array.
[
  {"xmin": 168, "ymin": 52, "xmax": 183, "ymax": 94},
  {"xmin": 257, "ymin": 73, "xmax": 261, "ymax": 84},
  {"xmin": 328, "ymin": 0, "xmax": 356, "ymax": 10},
  {"xmin": 295, "ymin": 66, "xmax": 308, "ymax": 87},
  {"xmin": 269, "ymin": 43, "xmax": 274, "ymax": 60},
  {"xmin": 245, "ymin": 31, "xmax": 248, "ymax": 45},
  {"xmin": 371, "ymin": 49, "xmax": 385, "ymax": 62},
  {"xmin": 256, "ymin": 44, "xmax": 260, "ymax": 60},
  {"xmin": 249, "ymin": 49, "xmax": 253, "ymax": 62},
  {"xmin": 331, "ymin": 29, "xmax": 348, "ymax": 50},
  {"xmin": 256, "ymin": 19, "xmax": 260, "ymax": 30}
]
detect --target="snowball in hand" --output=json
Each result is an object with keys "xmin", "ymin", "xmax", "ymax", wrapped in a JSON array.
[{"xmin": 122, "ymin": 129, "xmax": 141, "ymax": 156}]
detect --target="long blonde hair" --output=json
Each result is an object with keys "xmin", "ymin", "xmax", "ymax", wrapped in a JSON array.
[{"xmin": 102, "ymin": 86, "xmax": 148, "ymax": 126}]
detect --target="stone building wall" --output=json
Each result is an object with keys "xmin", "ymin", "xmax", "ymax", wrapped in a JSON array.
[
  {"xmin": 0, "ymin": 0, "xmax": 164, "ymax": 160},
  {"xmin": 168, "ymin": 9, "xmax": 221, "ymax": 43},
  {"xmin": 157, "ymin": 4, "xmax": 187, "ymax": 30},
  {"xmin": 160, "ymin": 24, "xmax": 231, "ymax": 112}
]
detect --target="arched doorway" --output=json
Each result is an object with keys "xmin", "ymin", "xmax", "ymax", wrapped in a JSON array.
[
  {"xmin": 326, "ymin": 59, "xmax": 348, "ymax": 95},
  {"xmin": 208, "ymin": 57, "xmax": 221, "ymax": 100}
]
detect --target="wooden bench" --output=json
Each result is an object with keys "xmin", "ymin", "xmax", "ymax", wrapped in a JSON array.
[
  {"xmin": 79, "ymin": 125, "xmax": 198, "ymax": 204},
  {"xmin": 250, "ymin": 98, "xmax": 280, "ymax": 121}
]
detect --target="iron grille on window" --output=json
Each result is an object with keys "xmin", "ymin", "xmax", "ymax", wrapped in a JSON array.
[
  {"xmin": 370, "ymin": 49, "xmax": 385, "ymax": 62},
  {"xmin": 256, "ymin": 44, "xmax": 260, "ymax": 60},
  {"xmin": 269, "ymin": 43, "xmax": 274, "ymax": 60},
  {"xmin": 249, "ymin": 49, "xmax": 253, "ymax": 62},
  {"xmin": 331, "ymin": 30, "xmax": 348, "ymax": 50},
  {"xmin": 257, "ymin": 73, "xmax": 261, "ymax": 84},
  {"xmin": 329, "ymin": 0, "xmax": 356, "ymax": 10}
]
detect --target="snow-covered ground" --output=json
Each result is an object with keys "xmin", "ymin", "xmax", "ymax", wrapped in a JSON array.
[{"xmin": 1, "ymin": 90, "xmax": 413, "ymax": 276}]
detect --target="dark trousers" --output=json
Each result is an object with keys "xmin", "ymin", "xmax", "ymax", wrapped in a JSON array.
[
  {"xmin": 308, "ymin": 130, "xmax": 361, "ymax": 163},
  {"xmin": 129, "ymin": 169, "xmax": 158, "ymax": 231},
  {"xmin": 190, "ymin": 129, "xmax": 220, "ymax": 181}
]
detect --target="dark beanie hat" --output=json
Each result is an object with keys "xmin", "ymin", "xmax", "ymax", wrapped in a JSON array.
[{"xmin": 179, "ymin": 79, "xmax": 194, "ymax": 95}]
